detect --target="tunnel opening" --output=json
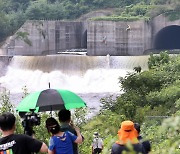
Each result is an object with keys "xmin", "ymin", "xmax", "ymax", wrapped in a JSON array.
[{"xmin": 154, "ymin": 25, "xmax": 180, "ymax": 50}]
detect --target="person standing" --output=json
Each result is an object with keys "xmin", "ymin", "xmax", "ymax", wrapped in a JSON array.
[
  {"xmin": 0, "ymin": 112, "xmax": 48, "ymax": 154},
  {"xmin": 58, "ymin": 109, "xmax": 84, "ymax": 154},
  {"xmin": 111, "ymin": 120, "xmax": 146, "ymax": 154},
  {"xmin": 134, "ymin": 123, "xmax": 151, "ymax": 153},
  {"xmin": 46, "ymin": 117, "xmax": 82, "ymax": 154},
  {"xmin": 92, "ymin": 132, "xmax": 104, "ymax": 154}
]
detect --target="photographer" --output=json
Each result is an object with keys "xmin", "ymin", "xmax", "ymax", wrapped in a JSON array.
[
  {"xmin": 0, "ymin": 112, "xmax": 48, "ymax": 154},
  {"xmin": 21, "ymin": 110, "xmax": 40, "ymax": 137}
]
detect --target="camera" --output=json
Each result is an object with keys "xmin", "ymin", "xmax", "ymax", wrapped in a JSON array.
[
  {"xmin": 22, "ymin": 112, "xmax": 40, "ymax": 127},
  {"xmin": 20, "ymin": 109, "xmax": 41, "ymax": 136}
]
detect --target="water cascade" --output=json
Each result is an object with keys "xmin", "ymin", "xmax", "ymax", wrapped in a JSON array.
[{"xmin": 0, "ymin": 55, "xmax": 149, "ymax": 113}]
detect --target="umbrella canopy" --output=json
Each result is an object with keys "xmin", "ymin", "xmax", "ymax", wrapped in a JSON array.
[{"xmin": 16, "ymin": 89, "xmax": 86, "ymax": 112}]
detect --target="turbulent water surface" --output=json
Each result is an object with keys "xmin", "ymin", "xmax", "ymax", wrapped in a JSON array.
[{"xmin": 0, "ymin": 55, "xmax": 149, "ymax": 115}]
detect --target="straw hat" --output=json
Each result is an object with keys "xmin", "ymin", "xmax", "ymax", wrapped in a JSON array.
[{"xmin": 116, "ymin": 120, "xmax": 139, "ymax": 145}]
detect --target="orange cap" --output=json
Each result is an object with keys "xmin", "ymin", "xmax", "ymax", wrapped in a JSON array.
[{"xmin": 116, "ymin": 120, "xmax": 139, "ymax": 145}]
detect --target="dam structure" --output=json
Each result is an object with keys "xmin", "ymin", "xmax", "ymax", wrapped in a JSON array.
[{"xmin": 0, "ymin": 13, "xmax": 180, "ymax": 56}]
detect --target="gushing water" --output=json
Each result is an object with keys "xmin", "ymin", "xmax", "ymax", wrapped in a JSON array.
[
  {"xmin": 0, "ymin": 55, "xmax": 149, "ymax": 114},
  {"xmin": 0, "ymin": 55, "xmax": 149, "ymax": 93}
]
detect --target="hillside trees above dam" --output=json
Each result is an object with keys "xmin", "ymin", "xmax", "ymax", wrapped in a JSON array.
[{"xmin": 0, "ymin": 0, "xmax": 179, "ymax": 43}]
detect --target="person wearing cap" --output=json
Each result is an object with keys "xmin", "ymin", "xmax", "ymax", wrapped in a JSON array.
[
  {"xmin": 111, "ymin": 120, "xmax": 146, "ymax": 154},
  {"xmin": 92, "ymin": 132, "xmax": 104, "ymax": 154},
  {"xmin": 134, "ymin": 123, "xmax": 151, "ymax": 153},
  {"xmin": 45, "ymin": 117, "xmax": 82, "ymax": 154}
]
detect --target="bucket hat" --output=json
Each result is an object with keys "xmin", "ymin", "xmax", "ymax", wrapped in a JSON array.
[
  {"xmin": 116, "ymin": 120, "xmax": 139, "ymax": 145},
  {"xmin": 93, "ymin": 132, "xmax": 99, "ymax": 137}
]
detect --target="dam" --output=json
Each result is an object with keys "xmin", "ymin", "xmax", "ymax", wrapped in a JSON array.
[{"xmin": 0, "ymin": 13, "xmax": 180, "ymax": 56}]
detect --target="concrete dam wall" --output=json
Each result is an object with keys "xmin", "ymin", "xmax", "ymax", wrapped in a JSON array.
[
  {"xmin": 87, "ymin": 20, "xmax": 152, "ymax": 56},
  {"xmin": 1, "ymin": 14, "xmax": 180, "ymax": 56}
]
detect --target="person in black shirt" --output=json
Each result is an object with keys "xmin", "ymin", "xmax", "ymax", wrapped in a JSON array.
[
  {"xmin": 134, "ymin": 123, "xmax": 151, "ymax": 153},
  {"xmin": 0, "ymin": 112, "xmax": 48, "ymax": 154}
]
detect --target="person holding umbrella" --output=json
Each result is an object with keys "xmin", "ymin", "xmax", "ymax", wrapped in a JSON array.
[
  {"xmin": 58, "ymin": 109, "xmax": 84, "ymax": 154},
  {"xmin": 46, "ymin": 117, "xmax": 82, "ymax": 154}
]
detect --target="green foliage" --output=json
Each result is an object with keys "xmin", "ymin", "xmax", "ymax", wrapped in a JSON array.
[
  {"xmin": 33, "ymin": 113, "xmax": 50, "ymax": 144},
  {"xmin": 92, "ymin": 16, "xmax": 142, "ymax": 21},
  {"xmin": 0, "ymin": 89, "xmax": 14, "ymax": 114},
  {"xmin": 100, "ymin": 95, "xmax": 118, "ymax": 112},
  {"xmin": 151, "ymin": 0, "xmax": 169, "ymax": 5},
  {"xmin": 119, "ymin": 70, "xmax": 164, "ymax": 95},
  {"xmin": 15, "ymin": 31, "xmax": 32, "ymax": 46},
  {"xmin": 148, "ymin": 51, "xmax": 170, "ymax": 69},
  {"xmin": 151, "ymin": 116, "xmax": 180, "ymax": 154},
  {"xmin": 76, "ymin": 52, "xmax": 180, "ymax": 153},
  {"xmin": 165, "ymin": 10, "xmax": 180, "ymax": 21},
  {"xmin": 22, "ymin": 85, "xmax": 29, "ymax": 98},
  {"xmin": 72, "ymin": 107, "xmax": 88, "ymax": 126},
  {"xmin": 75, "ymin": 53, "xmax": 180, "ymax": 153},
  {"xmin": 0, "ymin": 88, "xmax": 23, "ymax": 134},
  {"xmin": 0, "ymin": 13, "xmax": 10, "ymax": 42},
  {"xmin": 147, "ymin": 80, "xmax": 180, "ymax": 111},
  {"xmin": 122, "ymin": 3, "xmax": 152, "ymax": 16},
  {"xmin": 79, "ymin": 110, "xmax": 124, "ymax": 153}
]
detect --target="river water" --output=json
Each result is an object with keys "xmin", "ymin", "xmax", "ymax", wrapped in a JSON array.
[{"xmin": 0, "ymin": 55, "xmax": 149, "ymax": 116}]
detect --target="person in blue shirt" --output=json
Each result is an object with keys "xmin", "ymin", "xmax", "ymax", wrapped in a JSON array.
[
  {"xmin": 46, "ymin": 117, "xmax": 82, "ymax": 154},
  {"xmin": 58, "ymin": 109, "xmax": 84, "ymax": 154}
]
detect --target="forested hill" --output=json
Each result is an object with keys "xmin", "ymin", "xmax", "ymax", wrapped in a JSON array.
[{"xmin": 0, "ymin": 0, "xmax": 179, "ymax": 43}]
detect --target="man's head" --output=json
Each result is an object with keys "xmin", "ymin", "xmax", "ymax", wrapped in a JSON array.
[
  {"xmin": 58, "ymin": 109, "xmax": 71, "ymax": 123},
  {"xmin": 134, "ymin": 123, "xmax": 141, "ymax": 134},
  {"xmin": 0, "ymin": 112, "xmax": 16, "ymax": 131}
]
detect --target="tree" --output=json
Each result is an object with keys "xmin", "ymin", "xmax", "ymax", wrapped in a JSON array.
[
  {"xmin": 133, "ymin": 66, "xmax": 142, "ymax": 73},
  {"xmin": 148, "ymin": 51, "xmax": 170, "ymax": 69},
  {"xmin": 15, "ymin": 31, "xmax": 32, "ymax": 46}
]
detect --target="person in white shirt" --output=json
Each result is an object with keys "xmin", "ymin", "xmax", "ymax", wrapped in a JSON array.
[{"xmin": 92, "ymin": 132, "xmax": 104, "ymax": 154}]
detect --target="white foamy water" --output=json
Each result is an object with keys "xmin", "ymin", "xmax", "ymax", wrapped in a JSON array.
[
  {"xmin": 0, "ymin": 55, "xmax": 149, "ymax": 115},
  {"xmin": 0, "ymin": 67, "xmax": 127, "ymax": 93}
]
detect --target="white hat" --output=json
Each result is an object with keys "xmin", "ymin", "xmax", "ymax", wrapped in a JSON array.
[{"xmin": 93, "ymin": 132, "xmax": 99, "ymax": 137}]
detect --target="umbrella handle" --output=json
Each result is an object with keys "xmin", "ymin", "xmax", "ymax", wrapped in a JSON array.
[{"xmin": 50, "ymin": 106, "xmax": 52, "ymax": 117}]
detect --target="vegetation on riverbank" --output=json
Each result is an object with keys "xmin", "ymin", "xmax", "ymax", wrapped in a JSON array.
[
  {"xmin": 78, "ymin": 51, "xmax": 180, "ymax": 153},
  {"xmin": 0, "ymin": 51, "xmax": 179, "ymax": 153},
  {"xmin": 0, "ymin": 0, "xmax": 179, "ymax": 43}
]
